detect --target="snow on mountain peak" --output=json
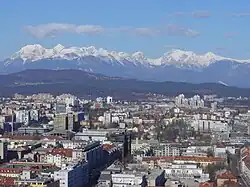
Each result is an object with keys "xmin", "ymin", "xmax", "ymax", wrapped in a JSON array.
[
  {"xmin": 20, "ymin": 44, "xmax": 45, "ymax": 54},
  {"xmin": 84, "ymin": 46, "xmax": 97, "ymax": 55},
  {"xmin": 205, "ymin": 52, "xmax": 216, "ymax": 57},
  {"xmin": 12, "ymin": 44, "xmax": 47, "ymax": 62},
  {"xmin": 132, "ymin": 51, "xmax": 144, "ymax": 57},
  {"xmin": 5, "ymin": 44, "xmax": 250, "ymax": 67},
  {"xmin": 161, "ymin": 49, "xmax": 225, "ymax": 67},
  {"xmin": 53, "ymin": 44, "xmax": 65, "ymax": 52}
]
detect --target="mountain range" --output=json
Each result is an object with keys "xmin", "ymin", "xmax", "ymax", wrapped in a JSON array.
[
  {"xmin": 1, "ymin": 44, "xmax": 250, "ymax": 87},
  {"xmin": 0, "ymin": 69, "xmax": 249, "ymax": 98}
]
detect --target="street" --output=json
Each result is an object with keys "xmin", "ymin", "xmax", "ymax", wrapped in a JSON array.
[{"xmin": 228, "ymin": 152, "xmax": 249, "ymax": 187}]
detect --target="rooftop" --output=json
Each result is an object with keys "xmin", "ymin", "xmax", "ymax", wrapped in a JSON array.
[
  {"xmin": 47, "ymin": 148, "xmax": 73, "ymax": 157},
  {"xmin": 142, "ymin": 156, "xmax": 224, "ymax": 162},
  {"xmin": 217, "ymin": 171, "xmax": 237, "ymax": 180}
]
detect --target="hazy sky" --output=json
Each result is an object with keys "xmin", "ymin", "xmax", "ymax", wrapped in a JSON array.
[{"xmin": 1, "ymin": 0, "xmax": 250, "ymax": 59}]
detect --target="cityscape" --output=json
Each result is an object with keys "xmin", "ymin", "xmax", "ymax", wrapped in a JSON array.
[
  {"xmin": 0, "ymin": 93, "xmax": 248, "ymax": 186},
  {"xmin": 2, "ymin": 0, "xmax": 250, "ymax": 187}
]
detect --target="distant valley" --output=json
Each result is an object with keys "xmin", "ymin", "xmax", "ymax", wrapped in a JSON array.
[{"xmin": 0, "ymin": 69, "xmax": 249, "ymax": 98}]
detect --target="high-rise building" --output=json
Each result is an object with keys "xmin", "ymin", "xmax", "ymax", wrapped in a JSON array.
[
  {"xmin": 30, "ymin": 109, "xmax": 39, "ymax": 121},
  {"xmin": 65, "ymin": 96, "xmax": 78, "ymax": 107},
  {"xmin": 55, "ymin": 103, "xmax": 67, "ymax": 114},
  {"xmin": 211, "ymin": 102, "xmax": 218, "ymax": 112},
  {"xmin": 67, "ymin": 113, "xmax": 75, "ymax": 131},
  {"xmin": 53, "ymin": 113, "xmax": 79, "ymax": 132},
  {"xmin": 53, "ymin": 113, "xmax": 68, "ymax": 131},
  {"xmin": 104, "ymin": 112, "xmax": 111, "ymax": 125},
  {"xmin": 175, "ymin": 94, "xmax": 204, "ymax": 108},
  {"xmin": 15, "ymin": 110, "xmax": 30, "ymax": 125}
]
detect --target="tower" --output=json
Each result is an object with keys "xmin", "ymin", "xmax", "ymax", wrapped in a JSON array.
[{"xmin": 106, "ymin": 96, "xmax": 113, "ymax": 104}]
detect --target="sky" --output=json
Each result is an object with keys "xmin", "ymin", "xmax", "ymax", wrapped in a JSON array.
[{"xmin": 1, "ymin": 0, "xmax": 250, "ymax": 60}]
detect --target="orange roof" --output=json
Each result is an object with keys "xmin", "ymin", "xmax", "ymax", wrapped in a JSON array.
[
  {"xmin": 42, "ymin": 136, "xmax": 65, "ymax": 140},
  {"xmin": 174, "ymin": 156, "xmax": 224, "ymax": 162},
  {"xmin": 1, "ymin": 135, "xmax": 41, "ymax": 140},
  {"xmin": 48, "ymin": 148, "xmax": 73, "ymax": 157},
  {"xmin": 0, "ymin": 168, "xmax": 39, "ymax": 173},
  {"xmin": 103, "ymin": 144, "xmax": 114, "ymax": 151},
  {"xmin": 241, "ymin": 147, "xmax": 250, "ymax": 155},
  {"xmin": 217, "ymin": 171, "xmax": 237, "ymax": 180},
  {"xmin": 242, "ymin": 151, "xmax": 249, "ymax": 158},
  {"xmin": 142, "ymin": 156, "xmax": 224, "ymax": 162},
  {"xmin": 0, "ymin": 135, "xmax": 65, "ymax": 141},
  {"xmin": 0, "ymin": 176, "xmax": 15, "ymax": 185},
  {"xmin": 142, "ymin": 156, "xmax": 173, "ymax": 162},
  {"xmin": 9, "ymin": 162, "xmax": 53, "ymax": 167},
  {"xmin": 222, "ymin": 180, "xmax": 239, "ymax": 187},
  {"xmin": 199, "ymin": 182, "xmax": 214, "ymax": 187}
]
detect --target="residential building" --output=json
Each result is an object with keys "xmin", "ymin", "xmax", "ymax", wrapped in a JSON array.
[
  {"xmin": 153, "ymin": 143, "xmax": 180, "ymax": 157},
  {"xmin": 216, "ymin": 171, "xmax": 237, "ymax": 187},
  {"xmin": 54, "ymin": 162, "xmax": 89, "ymax": 187}
]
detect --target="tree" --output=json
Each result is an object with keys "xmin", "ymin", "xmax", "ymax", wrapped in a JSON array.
[
  {"xmin": 205, "ymin": 162, "xmax": 226, "ymax": 181},
  {"xmin": 207, "ymin": 148, "xmax": 214, "ymax": 157}
]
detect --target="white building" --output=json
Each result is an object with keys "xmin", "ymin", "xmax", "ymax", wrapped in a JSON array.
[
  {"xmin": 214, "ymin": 145, "xmax": 236, "ymax": 158},
  {"xmin": 15, "ymin": 110, "xmax": 30, "ymax": 125},
  {"xmin": 106, "ymin": 96, "xmax": 113, "ymax": 104},
  {"xmin": 96, "ymin": 97, "xmax": 103, "ymax": 103},
  {"xmin": 153, "ymin": 143, "xmax": 180, "ymax": 157},
  {"xmin": 104, "ymin": 112, "xmax": 112, "ymax": 125},
  {"xmin": 111, "ymin": 173, "xmax": 142, "ymax": 187},
  {"xmin": 211, "ymin": 102, "xmax": 217, "ymax": 112},
  {"xmin": 175, "ymin": 94, "xmax": 205, "ymax": 108},
  {"xmin": 45, "ymin": 153, "xmax": 72, "ymax": 168},
  {"xmin": 165, "ymin": 163, "xmax": 209, "ymax": 181},
  {"xmin": 175, "ymin": 94, "xmax": 188, "ymax": 106},
  {"xmin": 65, "ymin": 96, "xmax": 78, "ymax": 107},
  {"xmin": 30, "ymin": 109, "xmax": 39, "ymax": 121},
  {"xmin": 191, "ymin": 119, "xmax": 229, "ymax": 132},
  {"xmin": 74, "ymin": 129, "xmax": 109, "ymax": 142}
]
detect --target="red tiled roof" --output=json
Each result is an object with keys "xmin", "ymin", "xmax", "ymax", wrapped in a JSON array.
[
  {"xmin": 0, "ymin": 135, "xmax": 41, "ymax": 140},
  {"xmin": 241, "ymin": 151, "xmax": 249, "ymax": 158},
  {"xmin": 42, "ymin": 136, "xmax": 65, "ymax": 140},
  {"xmin": 241, "ymin": 147, "xmax": 250, "ymax": 155},
  {"xmin": 0, "ymin": 176, "xmax": 15, "ymax": 185},
  {"xmin": 222, "ymin": 180, "xmax": 239, "ymax": 187},
  {"xmin": 142, "ymin": 156, "xmax": 224, "ymax": 162},
  {"xmin": 142, "ymin": 156, "xmax": 173, "ymax": 162},
  {"xmin": 174, "ymin": 156, "xmax": 224, "ymax": 162},
  {"xmin": 0, "ymin": 168, "xmax": 39, "ymax": 173},
  {"xmin": 9, "ymin": 162, "xmax": 53, "ymax": 166},
  {"xmin": 0, "ymin": 135, "xmax": 65, "ymax": 141},
  {"xmin": 217, "ymin": 171, "xmax": 237, "ymax": 180},
  {"xmin": 103, "ymin": 144, "xmax": 114, "ymax": 151},
  {"xmin": 48, "ymin": 148, "xmax": 73, "ymax": 157},
  {"xmin": 199, "ymin": 182, "xmax": 214, "ymax": 187}
]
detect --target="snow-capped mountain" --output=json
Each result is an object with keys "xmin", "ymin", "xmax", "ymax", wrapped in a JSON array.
[
  {"xmin": 5, "ymin": 44, "xmax": 250, "ymax": 67},
  {"xmin": 2, "ymin": 44, "xmax": 250, "ymax": 87}
]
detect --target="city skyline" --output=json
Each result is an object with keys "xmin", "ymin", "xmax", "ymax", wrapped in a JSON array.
[{"xmin": 2, "ymin": 0, "xmax": 250, "ymax": 60}]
